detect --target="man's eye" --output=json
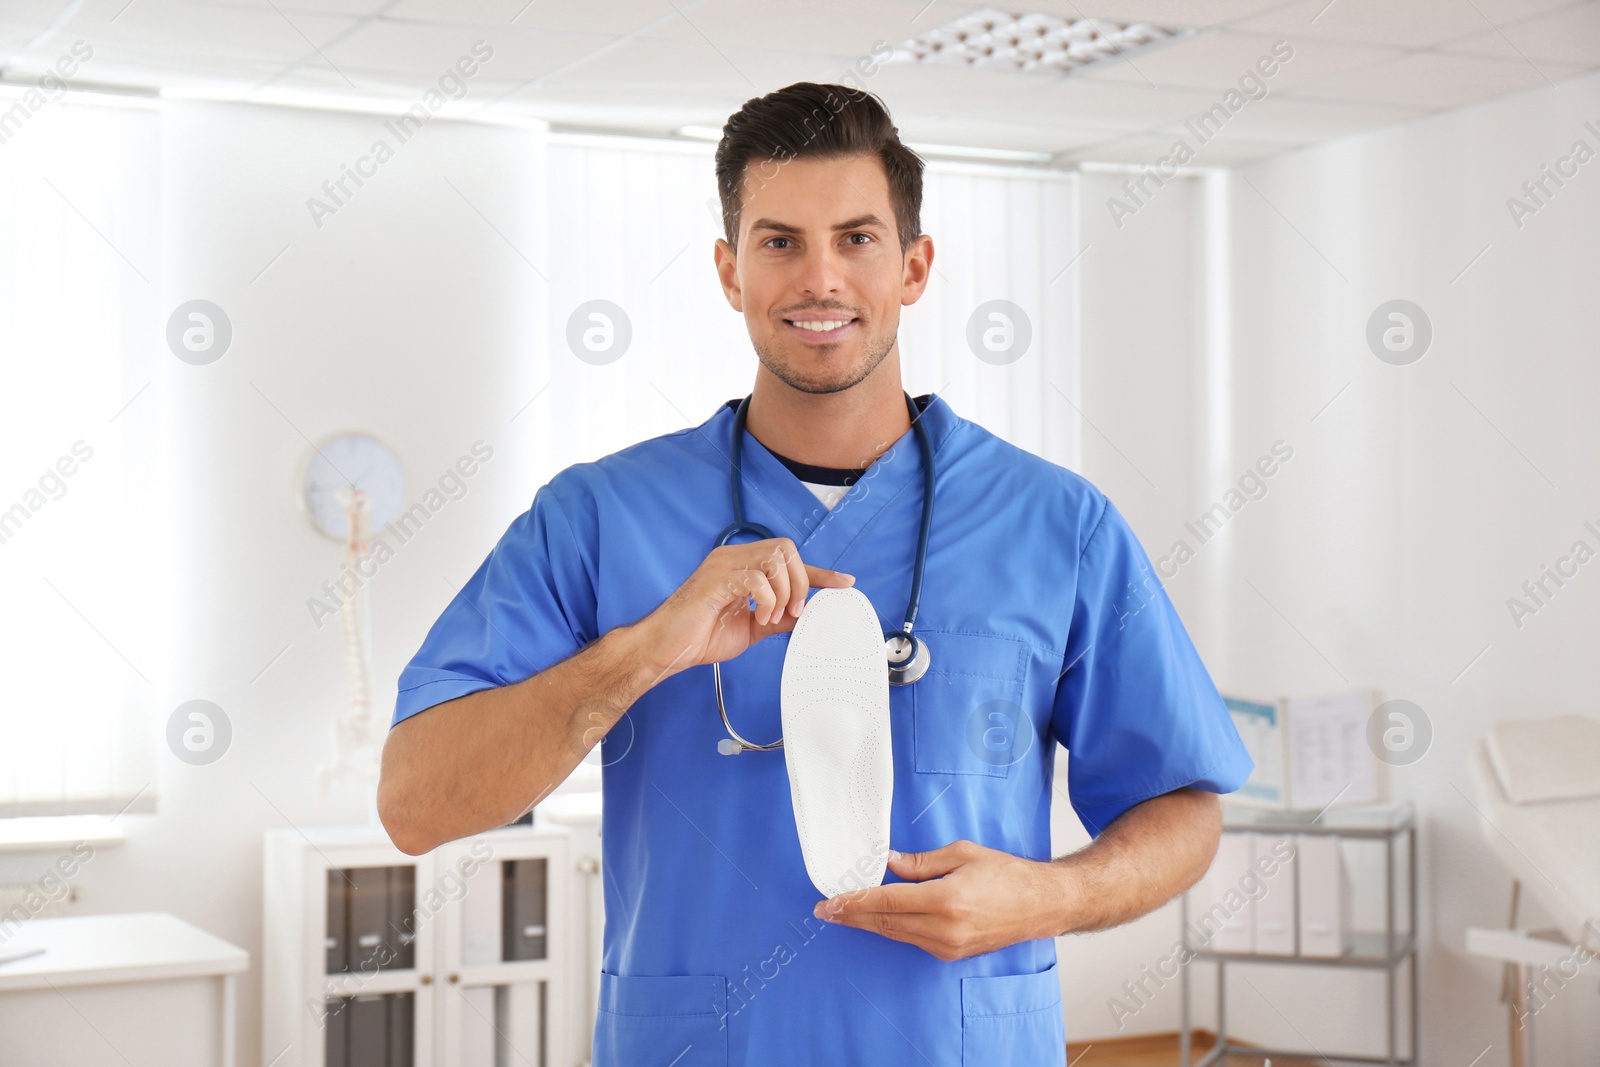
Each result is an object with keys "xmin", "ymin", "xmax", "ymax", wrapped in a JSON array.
[
  {"xmin": 767, "ymin": 237, "xmax": 791, "ymax": 249},
  {"xmin": 848, "ymin": 233, "xmax": 873, "ymax": 245}
]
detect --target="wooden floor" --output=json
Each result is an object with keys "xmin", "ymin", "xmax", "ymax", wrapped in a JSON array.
[{"xmin": 1068, "ymin": 1032, "xmax": 1327, "ymax": 1067}]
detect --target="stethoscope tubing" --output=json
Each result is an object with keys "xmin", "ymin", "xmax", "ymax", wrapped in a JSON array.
[{"xmin": 711, "ymin": 392, "xmax": 935, "ymax": 753}]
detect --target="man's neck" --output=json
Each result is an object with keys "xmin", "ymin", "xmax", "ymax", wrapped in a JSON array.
[{"xmin": 743, "ymin": 368, "xmax": 912, "ymax": 471}]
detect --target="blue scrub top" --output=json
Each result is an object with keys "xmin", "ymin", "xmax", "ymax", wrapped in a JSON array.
[{"xmin": 393, "ymin": 393, "xmax": 1252, "ymax": 1066}]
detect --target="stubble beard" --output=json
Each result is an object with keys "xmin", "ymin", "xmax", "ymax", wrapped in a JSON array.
[{"xmin": 753, "ymin": 323, "xmax": 898, "ymax": 396}]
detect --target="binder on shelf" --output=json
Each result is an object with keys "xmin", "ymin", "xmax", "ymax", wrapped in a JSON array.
[
  {"xmin": 502, "ymin": 858, "xmax": 549, "ymax": 961},
  {"xmin": 386, "ymin": 866, "xmax": 417, "ymax": 971},
  {"xmin": 327, "ymin": 869, "xmax": 348, "ymax": 974},
  {"xmin": 1193, "ymin": 831, "xmax": 1255, "ymax": 954},
  {"xmin": 347, "ymin": 868, "xmax": 390, "ymax": 972},
  {"xmin": 1297, "ymin": 834, "xmax": 1353, "ymax": 958},
  {"xmin": 385, "ymin": 991, "xmax": 414, "ymax": 1067},
  {"xmin": 348, "ymin": 993, "xmax": 388, "ymax": 1067},
  {"xmin": 325, "ymin": 996, "xmax": 349, "ymax": 1067},
  {"xmin": 325, "ymin": 992, "xmax": 412, "ymax": 1067},
  {"xmin": 1253, "ymin": 834, "xmax": 1297, "ymax": 955}
]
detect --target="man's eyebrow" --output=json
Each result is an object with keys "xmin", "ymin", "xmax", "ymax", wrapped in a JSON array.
[{"xmin": 748, "ymin": 214, "xmax": 889, "ymax": 235}]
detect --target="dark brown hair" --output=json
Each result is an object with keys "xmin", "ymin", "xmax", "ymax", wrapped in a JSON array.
[{"xmin": 714, "ymin": 82, "xmax": 925, "ymax": 254}]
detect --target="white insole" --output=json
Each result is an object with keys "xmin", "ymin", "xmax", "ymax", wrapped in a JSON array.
[{"xmin": 781, "ymin": 587, "xmax": 893, "ymax": 898}]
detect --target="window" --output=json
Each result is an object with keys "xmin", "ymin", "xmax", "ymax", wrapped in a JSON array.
[{"xmin": 0, "ymin": 92, "xmax": 159, "ymax": 817}]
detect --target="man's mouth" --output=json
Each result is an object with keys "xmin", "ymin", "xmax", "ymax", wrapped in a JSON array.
[{"xmin": 783, "ymin": 316, "xmax": 859, "ymax": 342}]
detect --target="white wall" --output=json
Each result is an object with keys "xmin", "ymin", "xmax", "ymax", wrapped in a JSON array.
[
  {"xmin": 1056, "ymin": 168, "xmax": 1224, "ymax": 1042},
  {"xmin": 154, "ymin": 98, "xmax": 545, "ymax": 1064},
  {"xmin": 1055, "ymin": 71, "xmax": 1600, "ymax": 1062},
  {"xmin": 1217, "ymin": 72, "xmax": 1600, "ymax": 1063}
]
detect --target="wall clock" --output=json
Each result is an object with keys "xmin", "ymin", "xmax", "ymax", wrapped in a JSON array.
[{"xmin": 299, "ymin": 432, "xmax": 404, "ymax": 540}]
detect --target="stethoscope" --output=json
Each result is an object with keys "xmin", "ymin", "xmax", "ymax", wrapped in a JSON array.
[{"xmin": 712, "ymin": 391, "xmax": 934, "ymax": 755}]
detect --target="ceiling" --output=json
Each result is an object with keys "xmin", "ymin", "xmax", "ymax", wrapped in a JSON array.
[{"xmin": 1, "ymin": 0, "xmax": 1597, "ymax": 165}]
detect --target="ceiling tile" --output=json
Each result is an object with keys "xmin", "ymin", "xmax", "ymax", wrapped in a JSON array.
[
  {"xmin": 1080, "ymin": 28, "xmax": 1400, "ymax": 91},
  {"xmin": 1232, "ymin": 0, "xmax": 1492, "ymax": 48},
  {"xmin": 1058, "ymin": 135, "xmax": 1169, "ymax": 164},
  {"xmin": 170, "ymin": 0, "xmax": 396, "ymax": 13},
  {"xmin": 522, "ymin": 37, "xmax": 843, "ymax": 100},
  {"xmin": 637, "ymin": 0, "xmax": 974, "ymax": 55},
  {"xmin": 1, "ymin": 0, "xmax": 1587, "ymax": 162},
  {"xmin": 1155, "ymin": 93, "xmax": 1420, "ymax": 142},
  {"xmin": 971, "ymin": 76, "xmax": 1234, "ymax": 132},
  {"xmin": 322, "ymin": 19, "xmax": 613, "ymax": 82},
  {"xmin": 53, "ymin": 56, "xmax": 285, "ymax": 92},
  {"xmin": 1437, "ymin": 1, "xmax": 1600, "ymax": 66},
  {"xmin": 0, "ymin": 0, "xmax": 73, "ymax": 65},
  {"xmin": 31, "ymin": 1, "xmax": 356, "ymax": 68},
  {"xmin": 1161, "ymin": 133, "xmax": 1298, "ymax": 163},
  {"xmin": 1014, "ymin": 0, "xmax": 1293, "ymax": 30},
  {"xmin": 835, "ymin": 59, "xmax": 1061, "ymax": 115},
  {"xmin": 1453, "ymin": 0, "xmax": 1592, "ymax": 26},
  {"xmin": 901, "ymin": 115, "xmax": 1129, "ymax": 154},
  {"xmin": 1071, "ymin": 130, "xmax": 1302, "ymax": 164},
  {"xmin": 1290, "ymin": 50, "xmax": 1586, "ymax": 110},
  {"xmin": 385, "ymin": 0, "xmax": 708, "ymax": 37}
]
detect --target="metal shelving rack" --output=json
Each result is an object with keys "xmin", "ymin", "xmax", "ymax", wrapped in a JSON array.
[{"xmin": 1179, "ymin": 801, "xmax": 1418, "ymax": 1067}]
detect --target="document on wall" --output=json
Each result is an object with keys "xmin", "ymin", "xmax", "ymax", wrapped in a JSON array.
[
  {"xmin": 1224, "ymin": 696, "xmax": 1284, "ymax": 809},
  {"xmin": 1222, "ymin": 688, "xmax": 1384, "ymax": 812},
  {"xmin": 1286, "ymin": 689, "xmax": 1381, "ymax": 811}
]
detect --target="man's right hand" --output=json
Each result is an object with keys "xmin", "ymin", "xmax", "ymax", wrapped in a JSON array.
[{"xmin": 633, "ymin": 537, "xmax": 855, "ymax": 682}]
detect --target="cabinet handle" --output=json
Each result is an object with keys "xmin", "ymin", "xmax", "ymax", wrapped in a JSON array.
[
  {"xmin": 448, "ymin": 973, "xmax": 460, "ymax": 984},
  {"xmin": 420, "ymin": 974, "xmax": 433, "ymax": 985}
]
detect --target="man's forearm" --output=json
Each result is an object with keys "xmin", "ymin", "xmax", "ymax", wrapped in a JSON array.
[
  {"xmin": 1042, "ymin": 787, "xmax": 1223, "ymax": 937},
  {"xmin": 377, "ymin": 616, "xmax": 680, "ymax": 855}
]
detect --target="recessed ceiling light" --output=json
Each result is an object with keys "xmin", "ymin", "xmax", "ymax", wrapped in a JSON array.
[{"xmin": 885, "ymin": 7, "xmax": 1189, "ymax": 74}]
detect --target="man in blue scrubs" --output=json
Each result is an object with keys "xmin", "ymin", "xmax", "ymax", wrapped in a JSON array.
[{"xmin": 379, "ymin": 82, "xmax": 1252, "ymax": 1065}]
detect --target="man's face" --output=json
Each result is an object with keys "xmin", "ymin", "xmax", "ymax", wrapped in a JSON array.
[{"xmin": 714, "ymin": 153, "xmax": 932, "ymax": 395}]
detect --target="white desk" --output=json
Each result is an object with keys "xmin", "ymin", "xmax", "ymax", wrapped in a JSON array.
[{"xmin": 0, "ymin": 912, "xmax": 248, "ymax": 1066}]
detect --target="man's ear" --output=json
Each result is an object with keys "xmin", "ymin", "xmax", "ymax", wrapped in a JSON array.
[
  {"xmin": 713, "ymin": 237, "xmax": 744, "ymax": 312},
  {"xmin": 900, "ymin": 233, "xmax": 934, "ymax": 307}
]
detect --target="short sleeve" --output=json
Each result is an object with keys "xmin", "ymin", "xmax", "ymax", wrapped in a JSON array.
[
  {"xmin": 392, "ymin": 480, "xmax": 597, "ymax": 727},
  {"xmin": 1051, "ymin": 495, "xmax": 1252, "ymax": 835}
]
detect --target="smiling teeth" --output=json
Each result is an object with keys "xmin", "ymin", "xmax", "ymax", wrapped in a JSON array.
[{"xmin": 792, "ymin": 319, "xmax": 850, "ymax": 332}]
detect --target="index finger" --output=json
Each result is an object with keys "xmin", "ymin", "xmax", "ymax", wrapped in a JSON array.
[
  {"xmin": 804, "ymin": 564, "xmax": 855, "ymax": 593},
  {"xmin": 817, "ymin": 880, "xmax": 931, "ymax": 919}
]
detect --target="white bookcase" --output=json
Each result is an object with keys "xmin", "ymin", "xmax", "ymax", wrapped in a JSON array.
[{"xmin": 264, "ymin": 821, "xmax": 593, "ymax": 1067}]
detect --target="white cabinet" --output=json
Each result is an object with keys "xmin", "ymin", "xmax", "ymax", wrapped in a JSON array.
[
  {"xmin": 264, "ymin": 824, "xmax": 590, "ymax": 1067},
  {"xmin": 0, "ymin": 912, "xmax": 248, "ymax": 1066}
]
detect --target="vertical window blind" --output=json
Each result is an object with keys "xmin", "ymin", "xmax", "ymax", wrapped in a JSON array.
[{"xmin": 0, "ymin": 94, "xmax": 159, "ymax": 817}]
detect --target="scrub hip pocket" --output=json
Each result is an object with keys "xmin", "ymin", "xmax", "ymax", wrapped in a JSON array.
[
  {"xmin": 593, "ymin": 972, "xmax": 729, "ymax": 1067},
  {"xmin": 960, "ymin": 964, "xmax": 1066, "ymax": 1066},
  {"xmin": 913, "ymin": 630, "xmax": 1032, "ymax": 778}
]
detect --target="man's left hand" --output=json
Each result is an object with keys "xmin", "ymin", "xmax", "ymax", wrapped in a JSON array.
[{"xmin": 812, "ymin": 840, "xmax": 1068, "ymax": 961}]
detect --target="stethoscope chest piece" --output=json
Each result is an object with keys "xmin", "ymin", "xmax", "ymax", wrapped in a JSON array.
[{"xmin": 885, "ymin": 631, "xmax": 931, "ymax": 686}]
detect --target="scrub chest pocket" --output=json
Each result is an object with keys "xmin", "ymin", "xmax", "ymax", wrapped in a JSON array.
[
  {"xmin": 913, "ymin": 631, "xmax": 1032, "ymax": 778},
  {"xmin": 594, "ymin": 973, "xmax": 728, "ymax": 1067}
]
